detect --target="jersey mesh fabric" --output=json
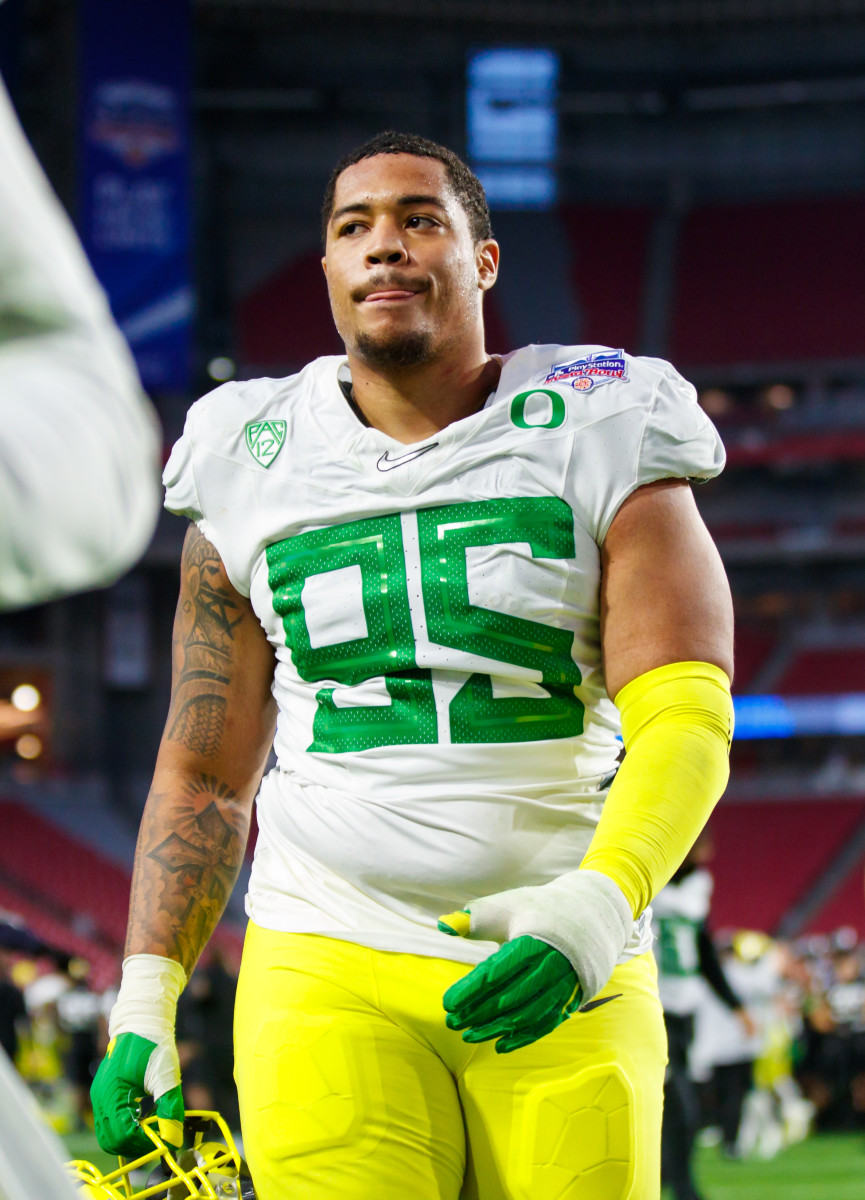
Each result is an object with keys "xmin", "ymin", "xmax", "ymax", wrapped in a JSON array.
[{"xmin": 163, "ymin": 344, "xmax": 724, "ymax": 963}]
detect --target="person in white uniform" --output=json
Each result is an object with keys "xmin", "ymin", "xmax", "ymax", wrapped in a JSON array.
[
  {"xmin": 654, "ymin": 840, "xmax": 752, "ymax": 1200},
  {"xmin": 91, "ymin": 131, "xmax": 735, "ymax": 1200},
  {"xmin": 0, "ymin": 67, "xmax": 161, "ymax": 1200}
]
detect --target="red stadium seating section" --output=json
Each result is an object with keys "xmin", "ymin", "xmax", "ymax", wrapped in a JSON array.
[
  {"xmin": 0, "ymin": 881, "xmax": 117, "ymax": 990},
  {"xmin": 236, "ymin": 250, "xmax": 342, "ymax": 368},
  {"xmin": 560, "ymin": 205, "xmax": 653, "ymax": 352},
  {"xmin": 836, "ymin": 515, "xmax": 865, "ymax": 537},
  {"xmin": 802, "ymin": 855, "xmax": 865, "ymax": 935},
  {"xmin": 0, "ymin": 801, "xmax": 130, "ymax": 944},
  {"xmin": 0, "ymin": 801, "xmax": 242, "ymax": 989},
  {"xmin": 774, "ymin": 647, "xmax": 865, "ymax": 695},
  {"xmin": 732, "ymin": 623, "xmax": 778, "ymax": 692},
  {"xmin": 708, "ymin": 799, "xmax": 865, "ymax": 935},
  {"xmin": 670, "ymin": 197, "xmax": 865, "ymax": 367},
  {"xmin": 709, "ymin": 520, "xmax": 780, "ymax": 543}
]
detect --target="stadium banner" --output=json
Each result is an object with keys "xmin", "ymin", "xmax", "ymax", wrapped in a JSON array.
[{"xmin": 78, "ymin": 0, "xmax": 192, "ymax": 391}]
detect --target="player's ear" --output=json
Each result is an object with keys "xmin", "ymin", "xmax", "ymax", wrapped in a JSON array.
[
  {"xmin": 476, "ymin": 239, "xmax": 499, "ymax": 292},
  {"xmin": 321, "ymin": 256, "xmax": 328, "ymax": 279}
]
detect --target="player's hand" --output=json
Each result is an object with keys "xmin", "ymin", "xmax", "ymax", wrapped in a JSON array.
[
  {"xmin": 91, "ymin": 954, "xmax": 187, "ymax": 1156},
  {"xmin": 91, "ymin": 1030, "xmax": 184, "ymax": 1157},
  {"xmin": 441, "ymin": 934, "xmax": 581, "ymax": 1053},
  {"xmin": 438, "ymin": 869, "xmax": 632, "ymax": 1052}
]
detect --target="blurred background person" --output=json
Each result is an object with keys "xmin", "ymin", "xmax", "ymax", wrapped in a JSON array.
[
  {"xmin": 176, "ymin": 946, "xmax": 240, "ymax": 1131},
  {"xmin": 796, "ymin": 932, "xmax": 865, "ymax": 1132},
  {"xmin": 0, "ymin": 948, "xmax": 28, "ymax": 1066},
  {"xmin": 654, "ymin": 832, "xmax": 754, "ymax": 1200},
  {"xmin": 692, "ymin": 931, "xmax": 814, "ymax": 1160},
  {"xmin": 54, "ymin": 958, "xmax": 102, "ymax": 1132}
]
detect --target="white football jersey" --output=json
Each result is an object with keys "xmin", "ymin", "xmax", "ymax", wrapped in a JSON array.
[
  {"xmin": 164, "ymin": 344, "xmax": 724, "ymax": 964},
  {"xmin": 652, "ymin": 867, "xmax": 714, "ymax": 1015}
]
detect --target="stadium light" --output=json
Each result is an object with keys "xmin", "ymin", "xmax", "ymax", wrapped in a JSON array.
[
  {"xmin": 11, "ymin": 683, "xmax": 41, "ymax": 712},
  {"xmin": 207, "ymin": 355, "xmax": 235, "ymax": 381},
  {"xmin": 15, "ymin": 733, "xmax": 42, "ymax": 760}
]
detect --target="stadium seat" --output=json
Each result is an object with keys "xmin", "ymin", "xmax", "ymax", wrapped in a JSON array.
[{"xmin": 708, "ymin": 799, "xmax": 865, "ymax": 935}]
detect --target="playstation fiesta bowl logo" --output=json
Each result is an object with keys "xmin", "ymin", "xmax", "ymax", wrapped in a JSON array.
[
  {"xmin": 90, "ymin": 81, "xmax": 181, "ymax": 169},
  {"xmin": 545, "ymin": 350, "xmax": 629, "ymax": 392}
]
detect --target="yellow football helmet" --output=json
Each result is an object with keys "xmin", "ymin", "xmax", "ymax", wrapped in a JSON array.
[{"xmin": 68, "ymin": 1111, "xmax": 255, "ymax": 1199}]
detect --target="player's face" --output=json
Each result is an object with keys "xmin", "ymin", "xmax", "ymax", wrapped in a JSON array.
[{"xmin": 323, "ymin": 154, "xmax": 497, "ymax": 370}]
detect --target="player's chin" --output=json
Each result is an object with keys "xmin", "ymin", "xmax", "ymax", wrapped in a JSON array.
[{"xmin": 353, "ymin": 327, "xmax": 436, "ymax": 370}]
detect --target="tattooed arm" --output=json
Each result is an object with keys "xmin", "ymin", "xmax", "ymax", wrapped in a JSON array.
[
  {"xmin": 125, "ymin": 524, "xmax": 277, "ymax": 975},
  {"xmin": 90, "ymin": 525, "xmax": 276, "ymax": 1153}
]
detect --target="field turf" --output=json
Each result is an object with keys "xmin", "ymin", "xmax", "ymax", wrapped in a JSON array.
[
  {"xmin": 64, "ymin": 1130, "xmax": 118, "ymax": 1176},
  {"xmin": 688, "ymin": 1133, "xmax": 864, "ymax": 1199}
]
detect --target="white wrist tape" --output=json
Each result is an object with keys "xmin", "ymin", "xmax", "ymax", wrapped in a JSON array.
[
  {"xmin": 108, "ymin": 954, "xmax": 186, "ymax": 1101},
  {"xmin": 466, "ymin": 869, "xmax": 633, "ymax": 1002}
]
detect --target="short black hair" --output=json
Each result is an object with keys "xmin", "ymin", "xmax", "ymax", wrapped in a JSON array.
[{"xmin": 321, "ymin": 130, "xmax": 492, "ymax": 247}]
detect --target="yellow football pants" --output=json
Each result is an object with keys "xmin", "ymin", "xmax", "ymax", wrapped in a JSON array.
[{"xmin": 234, "ymin": 925, "xmax": 666, "ymax": 1200}]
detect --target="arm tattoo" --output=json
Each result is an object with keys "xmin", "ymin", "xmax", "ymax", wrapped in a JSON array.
[
  {"xmin": 169, "ymin": 695, "xmax": 226, "ymax": 757},
  {"xmin": 167, "ymin": 527, "xmax": 244, "ymax": 756},
  {"xmin": 126, "ymin": 773, "xmax": 248, "ymax": 972}
]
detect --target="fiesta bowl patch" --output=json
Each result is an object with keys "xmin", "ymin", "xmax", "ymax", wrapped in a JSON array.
[{"xmin": 545, "ymin": 350, "xmax": 628, "ymax": 391}]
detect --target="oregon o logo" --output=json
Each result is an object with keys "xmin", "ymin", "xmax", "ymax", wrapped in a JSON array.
[{"xmin": 510, "ymin": 389, "xmax": 566, "ymax": 430}]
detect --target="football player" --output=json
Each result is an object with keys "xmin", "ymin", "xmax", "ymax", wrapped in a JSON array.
[
  {"xmin": 654, "ymin": 833, "xmax": 753, "ymax": 1199},
  {"xmin": 91, "ymin": 132, "xmax": 734, "ymax": 1199}
]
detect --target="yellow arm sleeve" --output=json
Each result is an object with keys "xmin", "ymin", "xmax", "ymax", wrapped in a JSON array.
[{"xmin": 579, "ymin": 660, "xmax": 734, "ymax": 918}]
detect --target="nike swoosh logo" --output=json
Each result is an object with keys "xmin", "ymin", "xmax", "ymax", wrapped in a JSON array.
[
  {"xmin": 376, "ymin": 442, "xmax": 439, "ymax": 472},
  {"xmin": 578, "ymin": 993, "xmax": 622, "ymax": 1013}
]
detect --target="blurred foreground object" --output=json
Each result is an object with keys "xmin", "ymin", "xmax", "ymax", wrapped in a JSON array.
[
  {"xmin": 0, "ymin": 1046, "xmax": 81, "ymax": 1199},
  {"xmin": 0, "ymin": 73, "xmax": 161, "ymax": 609},
  {"xmin": 0, "ymin": 61, "xmax": 162, "ymax": 1200}
]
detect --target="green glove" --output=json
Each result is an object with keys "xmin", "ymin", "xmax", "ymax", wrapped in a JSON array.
[
  {"xmin": 91, "ymin": 1031, "xmax": 185, "ymax": 1157},
  {"xmin": 440, "ymin": 934, "xmax": 582, "ymax": 1054}
]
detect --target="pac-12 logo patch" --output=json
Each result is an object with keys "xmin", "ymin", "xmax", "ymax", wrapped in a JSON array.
[
  {"xmin": 545, "ymin": 350, "xmax": 628, "ymax": 392},
  {"xmin": 245, "ymin": 420, "xmax": 286, "ymax": 467}
]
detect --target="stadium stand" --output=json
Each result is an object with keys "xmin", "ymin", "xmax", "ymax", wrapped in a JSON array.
[
  {"xmin": 670, "ymin": 198, "xmax": 865, "ymax": 366},
  {"xmin": 0, "ymin": 801, "xmax": 243, "ymax": 986},
  {"xmin": 802, "ymin": 855, "xmax": 865, "ymax": 935},
  {"xmin": 725, "ymin": 431, "xmax": 865, "ymax": 470},
  {"xmin": 731, "ymin": 623, "xmax": 779, "ymax": 692},
  {"xmin": 561, "ymin": 204, "xmax": 653, "ymax": 351},
  {"xmin": 0, "ymin": 883, "xmax": 116, "ymax": 989},
  {"xmin": 0, "ymin": 801, "xmax": 130, "ymax": 945},
  {"xmin": 708, "ymin": 799, "xmax": 865, "ymax": 936},
  {"xmin": 775, "ymin": 648, "xmax": 865, "ymax": 696},
  {"xmin": 236, "ymin": 249, "xmax": 342, "ymax": 371}
]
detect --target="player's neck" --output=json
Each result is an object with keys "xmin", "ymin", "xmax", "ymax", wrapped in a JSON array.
[{"xmin": 345, "ymin": 343, "xmax": 502, "ymax": 445}]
